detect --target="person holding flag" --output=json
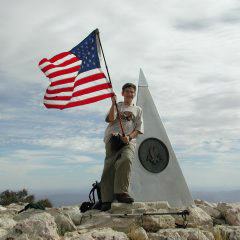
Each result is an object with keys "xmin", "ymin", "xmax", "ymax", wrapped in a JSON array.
[
  {"xmin": 39, "ymin": 29, "xmax": 143, "ymax": 212},
  {"xmin": 101, "ymin": 83, "xmax": 144, "ymax": 211}
]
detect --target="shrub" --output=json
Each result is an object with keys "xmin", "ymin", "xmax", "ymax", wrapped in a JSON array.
[
  {"xmin": 0, "ymin": 189, "xmax": 34, "ymax": 206},
  {"xmin": 36, "ymin": 198, "xmax": 53, "ymax": 208},
  {"xmin": 0, "ymin": 189, "xmax": 52, "ymax": 208}
]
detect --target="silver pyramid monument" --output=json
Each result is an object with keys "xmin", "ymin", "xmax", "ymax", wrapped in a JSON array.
[{"xmin": 129, "ymin": 69, "xmax": 194, "ymax": 208}]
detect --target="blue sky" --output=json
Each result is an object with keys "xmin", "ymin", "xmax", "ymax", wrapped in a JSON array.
[{"xmin": 0, "ymin": 0, "xmax": 240, "ymax": 194}]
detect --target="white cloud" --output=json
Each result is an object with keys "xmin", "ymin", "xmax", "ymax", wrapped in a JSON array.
[{"xmin": 0, "ymin": 0, "xmax": 239, "ymax": 192}]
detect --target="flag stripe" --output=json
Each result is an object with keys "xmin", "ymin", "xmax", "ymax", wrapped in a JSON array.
[
  {"xmin": 48, "ymin": 76, "xmax": 106, "ymax": 91},
  {"xmin": 44, "ymin": 93, "xmax": 114, "ymax": 109},
  {"xmin": 41, "ymin": 57, "xmax": 80, "ymax": 73},
  {"xmin": 46, "ymin": 87, "xmax": 73, "ymax": 94},
  {"xmin": 47, "ymin": 65, "xmax": 81, "ymax": 78},
  {"xmin": 39, "ymin": 52, "xmax": 70, "ymax": 66},
  {"xmin": 39, "ymin": 54, "xmax": 77, "ymax": 69},
  {"xmin": 73, "ymin": 83, "xmax": 112, "ymax": 97},
  {"xmin": 50, "ymin": 72, "xmax": 78, "ymax": 83},
  {"xmin": 50, "ymin": 77, "xmax": 75, "ymax": 87},
  {"xmin": 44, "ymin": 96, "xmax": 72, "ymax": 101},
  {"xmin": 75, "ymin": 73, "xmax": 106, "ymax": 87},
  {"xmin": 42, "ymin": 59, "xmax": 81, "ymax": 75},
  {"xmin": 44, "ymin": 77, "xmax": 109, "ymax": 97},
  {"xmin": 44, "ymin": 88, "xmax": 113, "ymax": 105}
]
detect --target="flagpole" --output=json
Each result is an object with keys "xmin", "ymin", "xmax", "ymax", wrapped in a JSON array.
[{"xmin": 95, "ymin": 29, "xmax": 125, "ymax": 137}]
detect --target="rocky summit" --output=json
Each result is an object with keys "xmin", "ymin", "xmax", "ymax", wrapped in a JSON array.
[{"xmin": 0, "ymin": 200, "xmax": 240, "ymax": 240}]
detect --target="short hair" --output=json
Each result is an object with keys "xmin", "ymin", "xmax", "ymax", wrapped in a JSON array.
[{"xmin": 122, "ymin": 83, "xmax": 136, "ymax": 92}]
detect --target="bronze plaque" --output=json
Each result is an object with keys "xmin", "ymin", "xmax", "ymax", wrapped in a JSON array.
[{"xmin": 138, "ymin": 138, "xmax": 169, "ymax": 173}]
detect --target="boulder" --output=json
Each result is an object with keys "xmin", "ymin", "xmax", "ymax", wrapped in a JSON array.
[
  {"xmin": 148, "ymin": 228, "xmax": 214, "ymax": 240},
  {"xmin": 2, "ymin": 212, "xmax": 60, "ymax": 240},
  {"xmin": 65, "ymin": 227, "xmax": 129, "ymax": 240},
  {"xmin": 5, "ymin": 203, "xmax": 26, "ymax": 214},
  {"xmin": 60, "ymin": 206, "xmax": 82, "ymax": 225},
  {"xmin": 186, "ymin": 206, "xmax": 213, "ymax": 228},
  {"xmin": 217, "ymin": 202, "xmax": 240, "ymax": 226},
  {"xmin": 128, "ymin": 225, "xmax": 148, "ymax": 240},
  {"xmin": 0, "ymin": 206, "xmax": 7, "ymax": 212},
  {"xmin": 213, "ymin": 225, "xmax": 240, "ymax": 239},
  {"xmin": 46, "ymin": 208, "xmax": 76, "ymax": 235},
  {"xmin": 110, "ymin": 202, "xmax": 146, "ymax": 214},
  {"xmin": 142, "ymin": 215, "xmax": 175, "ymax": 232},
  {"xmin": 79, "ymin": 209, "xmax": 136, "ymax": 233},
  {"xmin": 0, "ymin": 214, "xmax": 16, "ymax": 230},
  {"xmin": 110, "ymin": 201, "xmax": 170, "ymax": 215},
  {"xmin": 196, "ymin": 204, "xmax": 221, "ymax": 219},
  {"xmin": 194, "ymin": 199, "xmax": 217, "ymax": 208},
  {"xmin": 0, "ymin": 229, "xmax": 8, "ymax": 239}
]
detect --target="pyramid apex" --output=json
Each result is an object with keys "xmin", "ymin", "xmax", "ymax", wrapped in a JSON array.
[{"xmin": 138, "ymin": 69, "xmax": 148, "ymax": 87}]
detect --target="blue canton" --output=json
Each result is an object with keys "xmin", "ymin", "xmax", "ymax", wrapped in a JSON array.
[{"xmin": 71, "ymin": 30, "xmax": 100, "ymax": 74}]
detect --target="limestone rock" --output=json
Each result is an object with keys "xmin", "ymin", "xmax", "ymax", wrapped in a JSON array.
[
  {"xmin": 148, "ymin": 228, "xmax": 214, "ymax": 240},
  {"xmin": 79, "ymin": 210, "xmax": 136, "ymax": 233},
  {"xmin": 194, "ymin": 201, "xmax": 222, "ymax": 219},
  {"xmin": 78, "ymin": 210, "xmax": 112, "ymax": 230},
  {"xmin": 0, "ymin": 229, "xmax": 8, "ymax": 239},
  {"xmin": 144, "ymin": 201, "xmax": 170, "ymax": 210},
  {"xmin": 110, "ymin": 202, "xmax": 146, "ymax": 214},
  {"xmin": 142, "ymin": 215, "xmax": 175, "ymax": 232},
  {"xmin": 187, "ymin": 206, "xmax": 213, "ymax": 228},
  {"xmin": 217, "ymin": 202, "xmax": 240, "ymax": 226},
  {"xmin": 3, "ymin": 212, "xmax": 60, "ymax": 240},
  {"xmin": 0, "ymin": 206, "xmax": 7, "ymax": 212},
  {"xmin": 65, "ymin": 227, "xmax": 129, "ymax": 240},
  {"xmin": 5, "ymin": 203, "xmax": 26, "ymax": 214},
  {"xmin": 194, "ymin": 199, "xmax": 217, "ymax": 208},
  {"xmin": 110, "ymin": 201, "xmax": 170, "ymax": 215},
  {"xmin": 213, "ymin": 225, "xmax": 240, "ymax": 240},
  {"xmin": 0, "ymin": 214, "xmax": 16, "ymax": 230},
  {"xmin": 60, "ymin": 206, "xmax": 82, "ymax": 225},
  {"xmin": 128, "ymin": 226, "xmax": 148, "ymax": 240},
  {"xmin": 46, "ymin": 208, "xmax": 76, "ymax": 235}
]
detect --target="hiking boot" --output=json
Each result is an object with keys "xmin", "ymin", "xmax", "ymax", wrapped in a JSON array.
[
  {"xmin": 101, "ymin": 202, "xmax": 111, "ymax": 211},
  {"xmin": 116, "ymin": 193, "xmax": 134, "ymax": 204}
]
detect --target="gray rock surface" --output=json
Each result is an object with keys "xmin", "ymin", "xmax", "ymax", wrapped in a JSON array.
[
  {"xmin": 127, "ymin": 226, "xmax": 148, "ymax": 240},
  {"xmin": 65, "ymin": 227, "xmax": 129, "ymax": 240},
  {"xmin": 1, "ymin": 212, "xmax": 59, "ymax": 240},
  {"xmin": 217, "ymin": 202, "xmax": 240, "ymax": 226},
  {"xmin": 0, "ymin": 200, "xmax": 240, "ymax": 240}
]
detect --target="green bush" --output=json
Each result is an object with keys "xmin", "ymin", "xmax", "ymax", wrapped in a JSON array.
[
  {"xmin": 36, "ymin": 198, "xmax": 53, "ymax": 208},
  {"xmin": 0, "ymin": 189, "xmax": 34, "ymax": 206},
  {"xmin": 0, "ymin": 189, "xmax": 52, "ymax": 208}
]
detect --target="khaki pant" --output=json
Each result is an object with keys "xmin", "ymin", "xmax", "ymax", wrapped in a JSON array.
[{"xmin": 101, "ymin": 140, "xmax": 135, "ymax": 202}]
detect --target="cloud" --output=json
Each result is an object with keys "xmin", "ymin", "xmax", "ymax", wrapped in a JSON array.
[{"xmin": 0, "ymin": 0, "xmax": 240, "ymax": 192}]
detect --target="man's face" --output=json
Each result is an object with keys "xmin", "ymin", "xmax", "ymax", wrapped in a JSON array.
[{"xmin": 122, "ymin": 87, "xmax": 136, "ymax": 103}]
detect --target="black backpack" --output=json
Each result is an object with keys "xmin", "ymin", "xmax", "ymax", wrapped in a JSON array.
[{"xmin": 80, "ymin": 181, "xmax": 102, "ymax": 213}]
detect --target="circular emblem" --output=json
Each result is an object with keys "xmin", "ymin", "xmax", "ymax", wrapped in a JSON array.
[{"xmin": 138, "ymin": 138, "xmax": 169, "ymax": 173}]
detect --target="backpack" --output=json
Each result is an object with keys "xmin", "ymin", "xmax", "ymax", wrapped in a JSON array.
[{"xmin": 80, "ymin": 181, "xmax": 102, "ymax": 213}]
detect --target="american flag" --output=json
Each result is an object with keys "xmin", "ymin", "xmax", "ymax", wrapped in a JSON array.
[{"xmin": 39, "ymin": 30, "xmax": 114, "ymax": 109}]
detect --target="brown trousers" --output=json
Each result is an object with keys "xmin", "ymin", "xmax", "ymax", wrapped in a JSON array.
[{"xmin": 100, "ymin": 141, "xmax": 135, "ymax": 202}]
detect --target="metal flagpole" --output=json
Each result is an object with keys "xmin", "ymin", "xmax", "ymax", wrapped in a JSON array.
[{"xmin": 95, "ymin": 29, "xmax": 125, "ymax": 137}]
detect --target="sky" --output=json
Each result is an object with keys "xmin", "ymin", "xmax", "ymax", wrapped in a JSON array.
[{"xmin": 0, "ymin": 0, "xmax": 239, "ymax": 195}]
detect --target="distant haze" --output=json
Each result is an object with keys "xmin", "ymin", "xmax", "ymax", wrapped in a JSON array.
[{"xmin": 34, "ymin": 188, "xmax": 240, "ymax": 207}]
